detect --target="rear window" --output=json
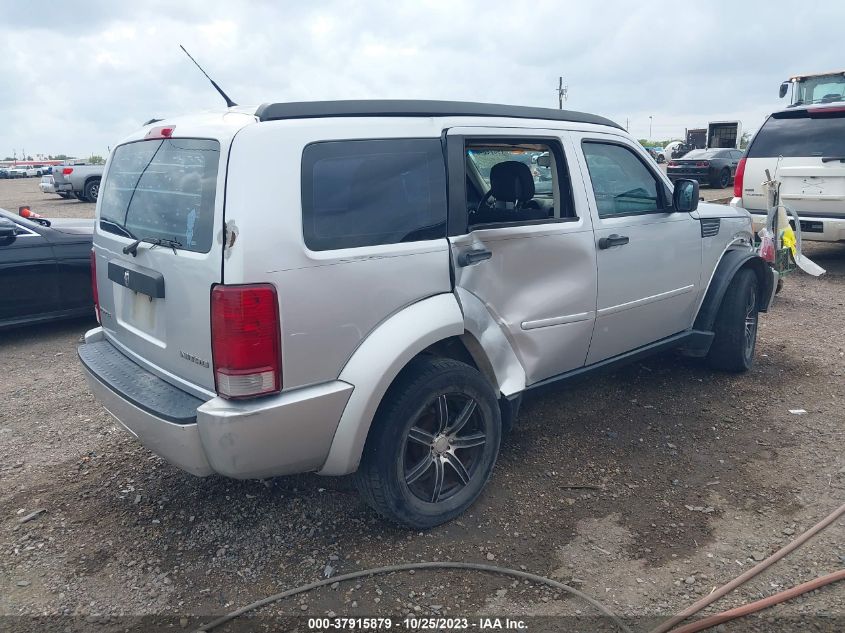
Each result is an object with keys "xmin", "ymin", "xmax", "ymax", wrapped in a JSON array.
[
  {"xmin": 747, "ymin": 110, "xmax": 845, "ymax": 158},
  {"xmin": 99, "ymin": 138, "xmax": 220, "ymax": 253},
  {"xmin": 301, "ymin": 139, "xmax": 447, "ymax": 251}
]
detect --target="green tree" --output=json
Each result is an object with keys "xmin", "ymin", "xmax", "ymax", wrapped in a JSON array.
[
  {"xmin": 87, "ymin": 155, "xmax": 106, "ymax": 165},
  {"xmin": 739, "ymin": 132, "xmax": 752, "ymax": 150}
]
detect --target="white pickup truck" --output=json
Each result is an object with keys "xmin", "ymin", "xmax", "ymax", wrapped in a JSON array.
[{"xmin": 51, "ymin": 163, "xmax": 104, "ymax": 202}]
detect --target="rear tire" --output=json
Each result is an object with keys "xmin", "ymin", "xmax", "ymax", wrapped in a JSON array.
[
  {"xmin": 707, "ymin": 269, "xmax": 759, "ymax": 372},
  {"xmin": 356, "ymin": 357, "xmax": 501, "ymax": 529},
  {"xmin": 713, "ymin": 167, "xmax": 731, "ymax": 189},
  {"xmin": 83, "ymin": 179, "xmax": 100, "ymax": 203}
]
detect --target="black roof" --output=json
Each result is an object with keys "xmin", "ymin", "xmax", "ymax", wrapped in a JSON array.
[{"xmin": 254, "ymin": 100, "xmax": 623, "ymax": 130}]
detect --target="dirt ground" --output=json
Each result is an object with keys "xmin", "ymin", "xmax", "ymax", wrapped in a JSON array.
[
  {"xmin": 1, "ymin": 177, "xmax": 843, "ymax": 632},
  {"xmin": 0, "ymin": 176, "xmax": 96, "ymax": 219}
]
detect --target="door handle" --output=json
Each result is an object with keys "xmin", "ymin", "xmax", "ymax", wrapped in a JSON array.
[
  {"xmin": 598, "ymin": 234, "xmax": 629, "ymax": 249},
  {"xmin": 458, "ymin": 248, "xmax": 493, "ymax": 267}
]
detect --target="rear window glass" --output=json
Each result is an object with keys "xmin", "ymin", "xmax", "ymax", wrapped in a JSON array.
[
  {"xmin": 301, "ymin": 139, "xmax": 447, "ymax": 251},
  {"xmin": 99, "ymin": 139, "xmax": 220, "ymax": 253},
  {"xmin": 748, "ymin": 110, "xmax": 845, "ymax": 158}
]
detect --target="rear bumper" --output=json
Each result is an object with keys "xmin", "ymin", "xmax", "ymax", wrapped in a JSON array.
[
  {"xmin": 733, "ymin": 198, "xmax": 845, "ymax": 242},
  {"xmin": 79, "ymin": 328, "xmax": 354, "ymax": 479}
]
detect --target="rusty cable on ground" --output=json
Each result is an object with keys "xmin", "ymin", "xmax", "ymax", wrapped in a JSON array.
[{"xmin": 193, "ymin": 561, "xmax": 633, "ymax": 633}]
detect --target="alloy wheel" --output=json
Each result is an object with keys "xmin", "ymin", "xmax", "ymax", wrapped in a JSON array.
[
  {"xmin": 743, "ymin": 284, "xmax": 758, "ymax": 361},
  {"xmin": 403, "ymin": 393, "xmax": 487, "ymax": 503}
]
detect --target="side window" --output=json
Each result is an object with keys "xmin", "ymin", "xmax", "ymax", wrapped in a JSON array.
[
  {"xmin": 301, "ymin": 139, "xmax": 447, "ymax": 251},
  {"xmin": 582, "ymin": 142, "xmax": 663, "ymax": 217},
  {"xmin": 464, "ymin": 139, "xmax": 573, "ymax": 228}
]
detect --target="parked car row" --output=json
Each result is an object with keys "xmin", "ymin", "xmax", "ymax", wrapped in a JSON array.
[{"xmin": 0, "ymin": 164, "xmax": 53, "ymax": 178}]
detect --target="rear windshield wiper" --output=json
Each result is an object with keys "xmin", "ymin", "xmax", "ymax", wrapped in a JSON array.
[
  {"xmin": 123, "ymin": 236, "xmax": 182, "ymax": 257},
  {"xmin": 821, "ymin": 156, "xmax": 845, "ymax": 163},
  {"xmin": 100, "ymin": 218, "xmax": 136, "ymax": 240}
]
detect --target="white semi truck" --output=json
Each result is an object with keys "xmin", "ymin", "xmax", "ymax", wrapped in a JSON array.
[{"xmin": 779, "ymin": 70, "xmax": 845, "ymax": 107}]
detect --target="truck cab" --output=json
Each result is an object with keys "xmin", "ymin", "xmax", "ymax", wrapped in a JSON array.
[{"xmin": 780, "ymin": 70, "xmax": 845, "ymax": 107}]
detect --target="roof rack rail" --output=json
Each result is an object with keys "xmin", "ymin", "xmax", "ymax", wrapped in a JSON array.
[{"xmin": 254, "ymin": 100, "xmax": 623, "ymax": 130}]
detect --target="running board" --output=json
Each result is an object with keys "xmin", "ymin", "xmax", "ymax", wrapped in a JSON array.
[{"xmin": 524, "ymin": 330, "xmax": 714, "ymax": 393}]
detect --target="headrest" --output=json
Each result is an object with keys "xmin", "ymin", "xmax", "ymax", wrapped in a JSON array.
[{"xmin": 490, "ymin": 161, "xmax": 535, "ymax": 202}]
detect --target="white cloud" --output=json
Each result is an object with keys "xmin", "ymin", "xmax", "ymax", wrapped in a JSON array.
[{"xmin": 1, "ymin": 0, "xmax": 842, "ymax": 157}]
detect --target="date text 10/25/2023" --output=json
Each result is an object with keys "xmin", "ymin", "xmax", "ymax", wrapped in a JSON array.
[{"xmin": 307, "ymin": 617, "xmax": 529, "ymax": 630}]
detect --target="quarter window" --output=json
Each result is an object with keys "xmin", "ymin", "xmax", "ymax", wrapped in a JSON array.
[
  {"xmin": 301, "ymin": 139, "xmax": 447, "ymax": 251},
  {"xmin": 582, "ymin": 142, "xmax": 662, "ymax": 217}
]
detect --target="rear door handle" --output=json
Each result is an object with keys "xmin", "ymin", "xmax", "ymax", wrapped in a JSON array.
[
  {"xmin": 458, "ymin": 248, "xmax": 493, "ymax": 267},
  {"xmin": 598, "ymin": 234, "xmax": 629, "ymax": 249}
]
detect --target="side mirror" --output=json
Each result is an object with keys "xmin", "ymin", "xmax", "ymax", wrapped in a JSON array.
[
  {"xmin": 537, "ymin": 154, "xmax": 550, "ymax": 167},
  {"xmin": 673, "ymin": 179, "xmax": 699, "ymax": 213},
  {"xmin": 779, "ymin": 82, "xmax": 789, "ymax": 99},
  {"xmin": 0, "ymin": 217, "xmax": 18, "ymax": 238}
]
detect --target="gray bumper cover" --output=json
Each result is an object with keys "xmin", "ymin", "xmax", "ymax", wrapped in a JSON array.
[{"xmin": 79, "ymin": 328, "xmax": 353, "ymax": 479}]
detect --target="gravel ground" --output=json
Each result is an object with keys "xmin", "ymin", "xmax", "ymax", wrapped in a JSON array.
[
  {"xmin": 1, "ymin": 177, "xmax": 843, "ymax": 632},
  {"xmin": 0, "ymin": 176, "xmax": 95, "ymax": 219}
]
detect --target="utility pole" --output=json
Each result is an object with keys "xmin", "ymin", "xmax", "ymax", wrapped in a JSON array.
[
  {"xmin": 556, "ymin": 76, "xmax": 568, "ymax": 109},
  {"xmin": 649, "ymin": 116, "xmax": 653, "ymax": 141},
  {"xmin": 626, "ymin": 118, "xmax": 629, "ymax": 132}
]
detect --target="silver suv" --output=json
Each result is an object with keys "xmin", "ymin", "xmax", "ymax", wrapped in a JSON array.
[{"xmin": 78, "ymin": 101, "xmax": 777, "ymax": 528}]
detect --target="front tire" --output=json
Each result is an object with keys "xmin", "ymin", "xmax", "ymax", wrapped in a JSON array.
[
  {"xmin": 356, "ymin": 357, "xmax": 502, "ymax": 529},
  {"xmin": 707, "ymin": 269, "xmax": 759, "ymax": 372}
]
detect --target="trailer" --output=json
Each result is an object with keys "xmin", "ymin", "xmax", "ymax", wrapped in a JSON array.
[{"xmin": 706, "ymin": 121, "xmax": 741, "ymax": 149}]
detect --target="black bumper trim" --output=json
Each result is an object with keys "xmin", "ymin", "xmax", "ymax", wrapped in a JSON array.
[{"xmin": 79, "ymin": 340, "xmax": 204, "ymax": 424}]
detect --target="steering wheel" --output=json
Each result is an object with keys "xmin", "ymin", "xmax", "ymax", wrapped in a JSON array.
[{"xmin": 473, "ymin": 190, "xmax": 495, "ymax": 216}]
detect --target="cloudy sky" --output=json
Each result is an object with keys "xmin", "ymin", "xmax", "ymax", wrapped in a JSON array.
[{"xmin": 1, "ymin": 0, "xmax": 842, "ymax": 158}]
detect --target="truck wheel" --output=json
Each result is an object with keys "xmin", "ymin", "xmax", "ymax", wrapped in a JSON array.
[
  {"xmin": 707, "ymin": 269, "xmax": 759, "ymax": 372},
  {"xmin": 356, "ymin": 357, "xmax": 501, "ymax": 529},
  {"xmin": 83, "ymin": 179, "xmax": 100, "ymax": 203}
]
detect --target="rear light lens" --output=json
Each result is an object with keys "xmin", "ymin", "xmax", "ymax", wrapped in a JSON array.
[
  {"xmin": 733, "ymin": 157, "xmax": 747, "ymax": 198},
  {"xmin": 145, "ymin": 126, "xmax": 175, "ymax": 139},
  {"xmin": 62, "ymin": 167, "xmax": 73, "ymax": 176},
  {"xmin": 668, "ymin": 161, "xmax": 678, "ymax": 167},
  {"xmin": 211, "ymin": 284, "xmax": 281, "ymax": 399},
  {"xmin": 90, "ymin": 249, "xmax": 100, "ymax": 323},
  {"xmin": 695, "ymin": 161, "xmax": 710, "ymax": 167}
]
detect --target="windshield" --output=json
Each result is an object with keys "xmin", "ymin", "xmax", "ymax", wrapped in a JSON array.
[
  {"xmin": 99, "ymin": 138, "xmax": 220, "ymax": 253},
  {"xmin": 795, "ymin": 75, "xmax": 845, "ymax": 105}
]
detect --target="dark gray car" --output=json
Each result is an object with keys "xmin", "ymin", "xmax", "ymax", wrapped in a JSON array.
[{"xmin": 667, "ymin": 148, "xmax": 743, "ymax": 188}]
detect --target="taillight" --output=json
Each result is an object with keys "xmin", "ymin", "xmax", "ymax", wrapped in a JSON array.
[
  {"xmin": 695, "ymin": 161, "xmax": 710, "ymax": 167},
  {"xmin": 733, "ymin": 157, "xmax": 747, "ymax": 198},
  {"xmin": 668, "ymin": 161, "xmax": 678, "ymax": 167},
  {"xmin": 62, "ymin": 167, "xmax": 73, "ymax": 176},
  {"xmin": 145, "ymin": 126, "xmax": 175, "ymax": 139},
  {"xmin": 211, "ymin": 284, "xmax": 281, "ymax": 399},
  {"xmin": 90, "ymin": 249, "xmax": 100, "ymax": 323}
]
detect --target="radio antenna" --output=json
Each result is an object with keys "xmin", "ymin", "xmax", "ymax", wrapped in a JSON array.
[{"xmin": 179, "ymin": 44, "xmax": 237, "ymax": 108}]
